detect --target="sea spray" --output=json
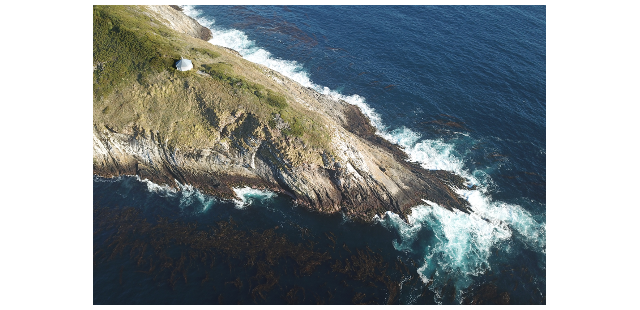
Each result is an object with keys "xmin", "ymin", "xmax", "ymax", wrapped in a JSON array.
[
  {"xmin": 181, "ymin": 1, "xmax": 547, "ymax": 241},
  {"xmin": 232, "ymin": 186, "xmax": 276, "ymax": 209},
  {"xmin": 377, "ymin": 190, "xmax": 545, "ymax": 296},
  {"xmin": 182, "ymin": 5, "xmax": 386, "ymax": 131},
  {"xmin": 174, "ymin": 181, "xmax": 219, "ymax": 213},
  {"xmin": 181, "ymin": 5, "xmax": 546, "ymax": 300},
  {"xmin": 140, "ymin": 176, "xmax": 178, "ymax": 197},
  {"xmin": 378, "ymin": 203, "xmax": 511, "ymax": 290},
  {"xmin": 93, "ymin": 175, "xmax": 178, "ymax": 197}
]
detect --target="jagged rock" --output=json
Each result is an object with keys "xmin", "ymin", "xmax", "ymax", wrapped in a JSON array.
[{"xmin": 93, "ymin": 5, "xmax": 470, "ymax": 222}]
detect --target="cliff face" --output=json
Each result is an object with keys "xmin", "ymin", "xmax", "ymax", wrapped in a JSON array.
[
  {"xmin": 92, "ymin": 5, "xmax": 470, "ymax": 221},
  {"xmin": 144, "ymin": 5, "xmax": 212, "ymax": 41}
]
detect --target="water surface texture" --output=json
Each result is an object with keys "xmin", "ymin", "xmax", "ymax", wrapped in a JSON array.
[{"xmin": 94, "ymin": 5, "xmax": 545, "ymax": 304}]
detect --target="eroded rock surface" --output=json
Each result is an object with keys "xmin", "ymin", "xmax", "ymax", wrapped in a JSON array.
[
  {"xmin": 144, "ymin": 5, "xmax": 212, "ymax": 41},
  {"xmin": 93, "ymin": 6, "xmax": 471, "ymax": 221}
]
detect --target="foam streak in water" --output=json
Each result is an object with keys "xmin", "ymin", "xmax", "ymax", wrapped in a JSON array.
[
  {"xmin": 140, "ymin": 176, "xmax": 177, "ymax": 197},
  {"xmin": 181, "ymin": 6, "xmax": 545, "ymax": 298},
  {"xmin": 174, "ymin": 181, "xmax": 219, "ymax": 213},
  {"xmin": 232, "ymin": 187, "xmax": 276, "ymax": 209},
  {"xmin": 378, "ymin": 191, "xmax": 545, "ymax": 293},
  {"xmin": 182, "ymin": 5, "xmax": 387, "ymax": 131}
]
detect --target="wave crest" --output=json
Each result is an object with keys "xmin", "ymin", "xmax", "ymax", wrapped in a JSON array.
[{"xmin": 181, "ymin": 6, "xmax": 545, "ymax": 299}]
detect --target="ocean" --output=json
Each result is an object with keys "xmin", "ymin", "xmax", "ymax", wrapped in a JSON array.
[{"xmin": 93, "ymin": 5, "xmax": 546, "ymax": 304}]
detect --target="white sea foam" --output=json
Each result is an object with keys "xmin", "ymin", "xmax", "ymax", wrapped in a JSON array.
[
  {"xmin": 182, "ymin": 5, "xmax": 387, "ymax": 132},
  {"xmin": 129, "ymin": 177, "xmax": 218, "ymax": 212},
  {"xmin": 459, "ymin": 188, "xmax": 546, "ymax": 251},
  {"xmin": 174, "ymin": 181, "xmax": 218, "ymax": 212},
  {"xmin": 181, "ymin": 5, "xmax": 215, "ymax": 29},
  {"xmin": 134, "ymin": 175, "xmax": 178, "ymax": 197},
  {"xmin": 183, "ymin": 6, "xmax": 545, "ymax": 294},
  {"xmin": 379, "ymin": 204, "xmax": 506, "ymax": 291},
  {"xmin": 378, "ymin": 191, "xmax": 545, "ymax": 292},
  {"xmin": 382, "ymin": 127, "xmax": 465, "ymax": 172},
  {"xmin": 232, "ymin": 187, "xmax": 276, "ymax": 209}
]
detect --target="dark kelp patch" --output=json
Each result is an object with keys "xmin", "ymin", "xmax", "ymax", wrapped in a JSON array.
[{"xmin": 94, "ymin": 205, "xmax": 407, "ymax": 304}]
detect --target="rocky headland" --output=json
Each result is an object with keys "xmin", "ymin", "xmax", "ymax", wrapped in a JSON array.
[{"xmin": 93, "ymin": 5, "xmax": 471, "ymax": 221}]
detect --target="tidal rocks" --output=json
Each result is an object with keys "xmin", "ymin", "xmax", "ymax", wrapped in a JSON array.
[{"xmin": 92, "ymin": 5, "xmax": 471, "ymax": 221}]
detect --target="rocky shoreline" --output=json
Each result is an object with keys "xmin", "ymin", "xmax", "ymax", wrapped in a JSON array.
[
  {"xmin": 145, "ymin": 5, "xmax": 212, "ymax": 41},
  {"xmin": 93, "ymin": 5, "xmax": 472, "ymax": 222}
]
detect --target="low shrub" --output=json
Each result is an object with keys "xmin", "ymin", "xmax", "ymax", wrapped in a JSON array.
[
  {"xmin": 201, "ymin": 63, "xmax": 288, "ymax": 110},
  {"xmin": 93, "ymin": 5, "xmax": 178, "ymax": 99},
  {"xmin": 191, "ymin": 47, "xmax": 220, "ymax": 59},
  {"xmin": 265, "ymin": 92, "xmax": 287, "ymax": 109}
]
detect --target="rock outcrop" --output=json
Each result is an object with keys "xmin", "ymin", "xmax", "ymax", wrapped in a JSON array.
[
  {"xmin": 93, "ymin": 5, "xmax": 471, "ymax": 221},
  {"xmin": 144, "ymin": 5, "xmax": 212, "ymax": 41}
]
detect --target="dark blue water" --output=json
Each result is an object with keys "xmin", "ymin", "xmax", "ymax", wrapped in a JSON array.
[{"xmin": 94, "ymin": 5, "xmax": 545, "ymax": 304}]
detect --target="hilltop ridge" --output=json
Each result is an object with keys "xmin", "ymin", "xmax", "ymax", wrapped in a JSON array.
[{"xmin": 92, "ymin": 5, "xmax": 471, "ymax": 221}]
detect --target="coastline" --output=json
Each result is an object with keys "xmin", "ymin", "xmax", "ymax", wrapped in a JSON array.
[
  {"xmin": 92, "ymin": 5, "xmax": 472, "ymax": 221},
  {"xmin": 91, "ymin": 6, "xmax": 547, "ymax": 305}
]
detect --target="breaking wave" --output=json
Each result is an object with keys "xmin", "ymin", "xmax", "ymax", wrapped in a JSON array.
[
  {"xmin": 140, "ymin": 177, "xmax": 178, "ymax": 197},
  {"xmin": 182, "ymin": 5, "xmax": 386, "ymax": 130},
  {"xmin": 174, "ymin": 181, "xmax": 219, "ymax": 213},
  {"xmin": 378, "ymin": 191, "xmax": 545, "ymax": 292},
  {"xmin": 232, "ymin": 187, "xmax": 276, "ymax": 209},
  {"xmin": 182, "ymin": 5, "xmax": 546, "ymax": 299}
]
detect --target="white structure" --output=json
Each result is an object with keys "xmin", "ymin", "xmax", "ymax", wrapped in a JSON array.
[{"xmin": 176, "ymin": 57, "xmax": 193, "ymax": 71}]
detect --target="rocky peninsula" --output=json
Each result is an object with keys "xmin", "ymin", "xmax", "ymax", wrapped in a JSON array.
[{"xmin": 93, "ymin": 5, "xmax": 471, "ymax": 221}]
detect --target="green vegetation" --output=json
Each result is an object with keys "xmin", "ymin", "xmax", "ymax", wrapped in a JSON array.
[
  {"xmin": 201, "ymin": 63, "xmax": 289, "ymax": 110},
  {"xmin": 199, "ymin": 61, "xmax": 320, "ymax": 141},
  {"xmin": 191, "ymin": 47, "xmax": 220, "ymax": 59},
  {"xmin": 287, "ymin": 117, "xmax": 305, "ymax": 137},
  {"xmin": 201, "ymin": 63, "xmax": 254, "ymax": 90},
  {"xmin": 265, "ymin": 92, "xmax": 288, "ymax": 109},
  {"xmin": 93, "ymin": 5, "xmax": 333, "ymax": 165},
  {"xmin": 93, "ymin": 5, "xmax": 179, "ymax": 99}
]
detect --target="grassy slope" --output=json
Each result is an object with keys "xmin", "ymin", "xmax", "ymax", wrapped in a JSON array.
[{"xmin": 93, "ymin": 5, "xmax": 332, "ymax": 165}]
